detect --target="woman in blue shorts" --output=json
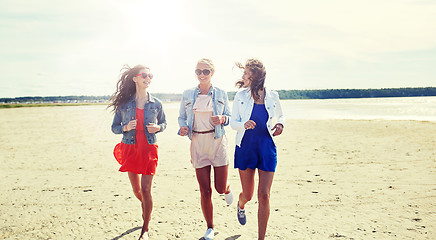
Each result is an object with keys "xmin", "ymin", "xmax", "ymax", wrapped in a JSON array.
[{"xmin": 230, "ymin": 59, "xmax": 284, "ymax": 240}]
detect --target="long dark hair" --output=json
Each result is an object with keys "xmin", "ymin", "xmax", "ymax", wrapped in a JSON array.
[
  {"xmin": 108, "ymin": 64, "xmax": 148, "ymax": 112},
  {"xmin": 235, "ymin": 59, "xmax": 266, "ymax": 101}
]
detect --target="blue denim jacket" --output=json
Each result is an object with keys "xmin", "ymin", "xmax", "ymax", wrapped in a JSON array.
[
  {"xmin": 111, "ymin": 94, "xmax": 167, "ymax": 144},
  {"xmin": 178, "ymin": 85, "xmax": 231, "ymax": 140}
]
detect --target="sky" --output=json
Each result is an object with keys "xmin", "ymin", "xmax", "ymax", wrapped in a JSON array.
[{"xmin": 0, "ymin": 0, "xmax": 435, "ymax": 98}]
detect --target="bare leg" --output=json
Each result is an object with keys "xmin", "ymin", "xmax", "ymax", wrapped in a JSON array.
[
  {"xmin": 128, "ymin": 172, "xmax": 145, "ymax": 222},
  {"xmin": 213, "ymin": 165, "xmax": 230, "ymax": 194},
  {"xmin": 128, "ymin": 172, "xmax": 143, "ymax": 202},
  {"xmin": 139, "ymin": 174, "xmax": 154, "ymax": 238},
  {"xmin": 257, "ymin": 170, "xmax": 274, "ymax": 240},
  {"xmin": 196, "ymin": 166, "xmax": 213, "ymax": 229},
  {"xmin": 238, "ymin": 168, "xmax": 256, "ymax": 209}
]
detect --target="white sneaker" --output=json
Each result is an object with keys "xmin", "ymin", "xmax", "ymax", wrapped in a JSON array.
[
  {"xmin": 203, "ymin": 228, "xmax": 214, "ymax": 240},
  {"xmin": 224, "ymin": 188, "xmax": 234, "ymax": 205}
]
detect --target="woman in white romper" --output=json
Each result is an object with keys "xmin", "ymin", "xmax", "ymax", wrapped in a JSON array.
[
  {"xmin": 191, "ymin": 94, "xmax": 228, "ymax": 168},
  {"xmin": 178, "ymin": 59, "xmax": 233, "ymax": 240}
]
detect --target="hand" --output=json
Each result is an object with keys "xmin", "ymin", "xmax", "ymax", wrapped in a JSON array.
[
  {"xmin": 124, "ymin": 120, "xmax": 137, "ymax": 131},
  {"xmin": 271, "ymin": 123, "xmax": 284, "ymax": 136},
  {"xmin": 210, "ymin": 115, "xmax": 225, "ymax": 125},
  {"xmin": 244, "ymin": 120, "xmax": 256, "ymax": 130},
  {"xmin": 179, "ymin": 126, "xmax": 189, "ymax": 136},
  {"xmin": 146, "ymin": 123, "xmax": 161, "ymax": 134}
]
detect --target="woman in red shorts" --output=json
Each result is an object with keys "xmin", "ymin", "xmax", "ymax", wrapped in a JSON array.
[{"xmin": 109, "ymin": 64, "xmax": 167, "ymax": 240}]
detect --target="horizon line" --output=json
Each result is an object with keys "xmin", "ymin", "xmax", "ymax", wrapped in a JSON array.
[{"xmin": 2, "ymin": 86, "xmax": 435, "ymax": 99}]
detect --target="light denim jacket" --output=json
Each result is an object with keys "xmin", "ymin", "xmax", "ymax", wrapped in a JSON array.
[
  {"xmin": 230, "ymin": 87, "xmax": 285, "ymax": 147},
  {"xmin": 178, "ymin": 85, "xmax": 231, "ymax": 140},
  {"xmin": 111, "ymin": 94, "xmax": 167, "ymax": 144}
]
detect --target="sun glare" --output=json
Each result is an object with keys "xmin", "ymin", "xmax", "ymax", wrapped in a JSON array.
[{"xmin": 124, "ymin": 0, "xmax": 185, "ymax": 47}]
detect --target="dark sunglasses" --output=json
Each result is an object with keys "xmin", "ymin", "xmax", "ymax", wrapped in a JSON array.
[
  {"xmin": 195, "ymin": 69, "xmax": 211, "ymax": 76},
  {"xmin": 135, "ymin": 72, "xmax": 153, "ymax": 79}
]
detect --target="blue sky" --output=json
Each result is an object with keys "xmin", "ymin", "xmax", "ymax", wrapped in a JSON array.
[{"xmin": 0, "ymin": 0, "xmax": 435, "ymax": 98}]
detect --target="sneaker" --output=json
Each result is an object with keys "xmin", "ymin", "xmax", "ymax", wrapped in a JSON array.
[
  {"xmin": 203, "ymin": 228, "xmax": 214, "ymax": 240},
  {"xmin": 224, "ymin": 188, "xmax": 233, "ymax": 205},
  {"xmin": 237, "ymin": 202, "xmax": 246, "ymax": 225}
]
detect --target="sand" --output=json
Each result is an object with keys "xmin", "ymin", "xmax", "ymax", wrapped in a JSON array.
[{"xmin": 0, "ymin": 104, "xmax": 435, "ymax": 239}]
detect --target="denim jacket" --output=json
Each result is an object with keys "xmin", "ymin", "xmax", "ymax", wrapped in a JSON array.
[
  {"xmin": 230, "ymin": 87, "xmax": 285, "ymax": 147},
  {"xmin": 178, "ymin": 85, "xmax": 231, "ymax": 140},
  {"xmin": 111, "ymin": 94, "xmax": 167, "ymax": 144}
]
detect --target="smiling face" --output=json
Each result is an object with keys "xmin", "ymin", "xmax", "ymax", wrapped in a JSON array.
[
  {"xmin": 133, "ymin": 68, "xmax": 152, "ymax": 89},
  {"xmin": 196, "ymin": 62, "xmax": 214, "ymax": 85}
]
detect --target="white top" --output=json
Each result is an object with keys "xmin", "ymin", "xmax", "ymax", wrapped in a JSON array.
[{"xmin": 193, "ymin": 95, "xmax": 214, "ymax": 131}]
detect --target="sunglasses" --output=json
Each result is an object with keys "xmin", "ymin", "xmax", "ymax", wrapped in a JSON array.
[
  {"xmin": 135, "ymin": 72, "xmax": 153, "ymax": 79},
  {"xmin": 195, "ymin": 69, "xmax": 211, "ymax": 76}
]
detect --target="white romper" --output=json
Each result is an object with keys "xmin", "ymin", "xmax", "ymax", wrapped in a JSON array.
[{"xmin": 190, "ymin": 94, "xmax": 229, "ymax": 168}]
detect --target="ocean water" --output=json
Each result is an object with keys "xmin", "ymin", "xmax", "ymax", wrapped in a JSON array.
[
  {"xmin": 281, "ymin": 96, "xmax": 436, "ymax": 121},
  {"xmin": 162, "ymin": 96, "xmax": 436, "ymax": 121}
]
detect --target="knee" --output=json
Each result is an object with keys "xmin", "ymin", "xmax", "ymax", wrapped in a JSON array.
[
  {"xmin": 215, "ymin": 184, "xmax": 226, "ymax": 195},
  {"xmin": 200, "ymin": 187, "xmax": 212, "ymax": 198},
  {"xmin": 258, "ymin": 190, "xmax": 270, "ymax": 203},
  {"xmin": 132, "ymin": 187, "xmax": 141, "ymax": 196},
  {"xmin": 141, "ymin": 187, "xmax": 151, "ymax": 199}
]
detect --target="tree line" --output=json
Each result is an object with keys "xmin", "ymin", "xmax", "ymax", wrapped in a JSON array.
[
  {"xmin": 0, "ymin": 95, "xmax": 111, "ymax": 103},
  {"xmin": 1, "ymin": 87, "xmax": 435, "ymax": 103},
  {"xmin": 274, "ymin": 87, "xmax": 436, "ymax": 100},
  {"xmin": 228, "ymin": 87, "xmax": 436, "ymax": 100}
]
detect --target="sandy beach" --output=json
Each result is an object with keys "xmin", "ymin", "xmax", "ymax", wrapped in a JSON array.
[{"xmin": 0, "ymin": 104, "xmax": 435, "ymax": 239}]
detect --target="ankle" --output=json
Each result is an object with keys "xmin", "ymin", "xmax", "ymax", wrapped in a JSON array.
[{"xmin": 225, "ymin": 185, "xmax": 231, "ymax": 194}]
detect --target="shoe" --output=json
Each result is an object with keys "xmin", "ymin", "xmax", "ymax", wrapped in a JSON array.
[
  {"xmin": 237, "ymin": 202, "xmax": 246, "ymax": 225},
  {"xmin": 139, "ymin": 231, "xmax": 149, "ymax": 240},
  {"xmin": 224, "ymin": 188, "xmax": 233, "ymax": 205},
  {"xmin": 203, "ymin": 228, "xmax": 214, "ymax": 240}
]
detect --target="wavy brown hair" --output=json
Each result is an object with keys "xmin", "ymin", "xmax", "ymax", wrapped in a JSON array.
[
  {"xmin": 108, "ymin": 64, "xmax": 148, "ymax": 112},
  {"xmin": 235, "ymin": 58, "xmax": 266, "ymax": 101}
]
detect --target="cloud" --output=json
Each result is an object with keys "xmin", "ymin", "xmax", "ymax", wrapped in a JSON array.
[{"xmin": 0, "ymin": 0, "xmax": 435, "ymax": 97}]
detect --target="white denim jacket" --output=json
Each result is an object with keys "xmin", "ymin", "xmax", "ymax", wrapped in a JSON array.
[{"xmin": 230, "ymin": 87, "xmax": 285, "ymax": 147}]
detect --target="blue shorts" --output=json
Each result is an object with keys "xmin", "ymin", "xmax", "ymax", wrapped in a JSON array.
[{"xmin": 234, "ymin": 136, "xmax": 277, "ymax": 172}]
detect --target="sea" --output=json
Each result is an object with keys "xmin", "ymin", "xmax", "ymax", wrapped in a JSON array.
[
  {"xmin": 164, "ymin": 96, "xmax": 436, "ymax": 121},
  {"xmin": 281, "ymin": 96, "xmax": 436, "ymax": 121}
]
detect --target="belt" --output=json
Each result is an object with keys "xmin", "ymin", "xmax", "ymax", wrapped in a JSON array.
[{"xmin": 192, "ymin": 129, "xmax": 215, "ymax": 134}]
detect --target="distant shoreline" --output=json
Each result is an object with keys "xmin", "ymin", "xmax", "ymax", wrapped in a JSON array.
[
  {"xmin": 1, "ymin": 87, "xmax": 435, "ymax": 108},
  {"xmin": 0, "ymin": 102, "xmax": 108, "ymax": 109},
  {"xmin": 2, "ymin": 95, "xmax": 436, "ymax": 110}
]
